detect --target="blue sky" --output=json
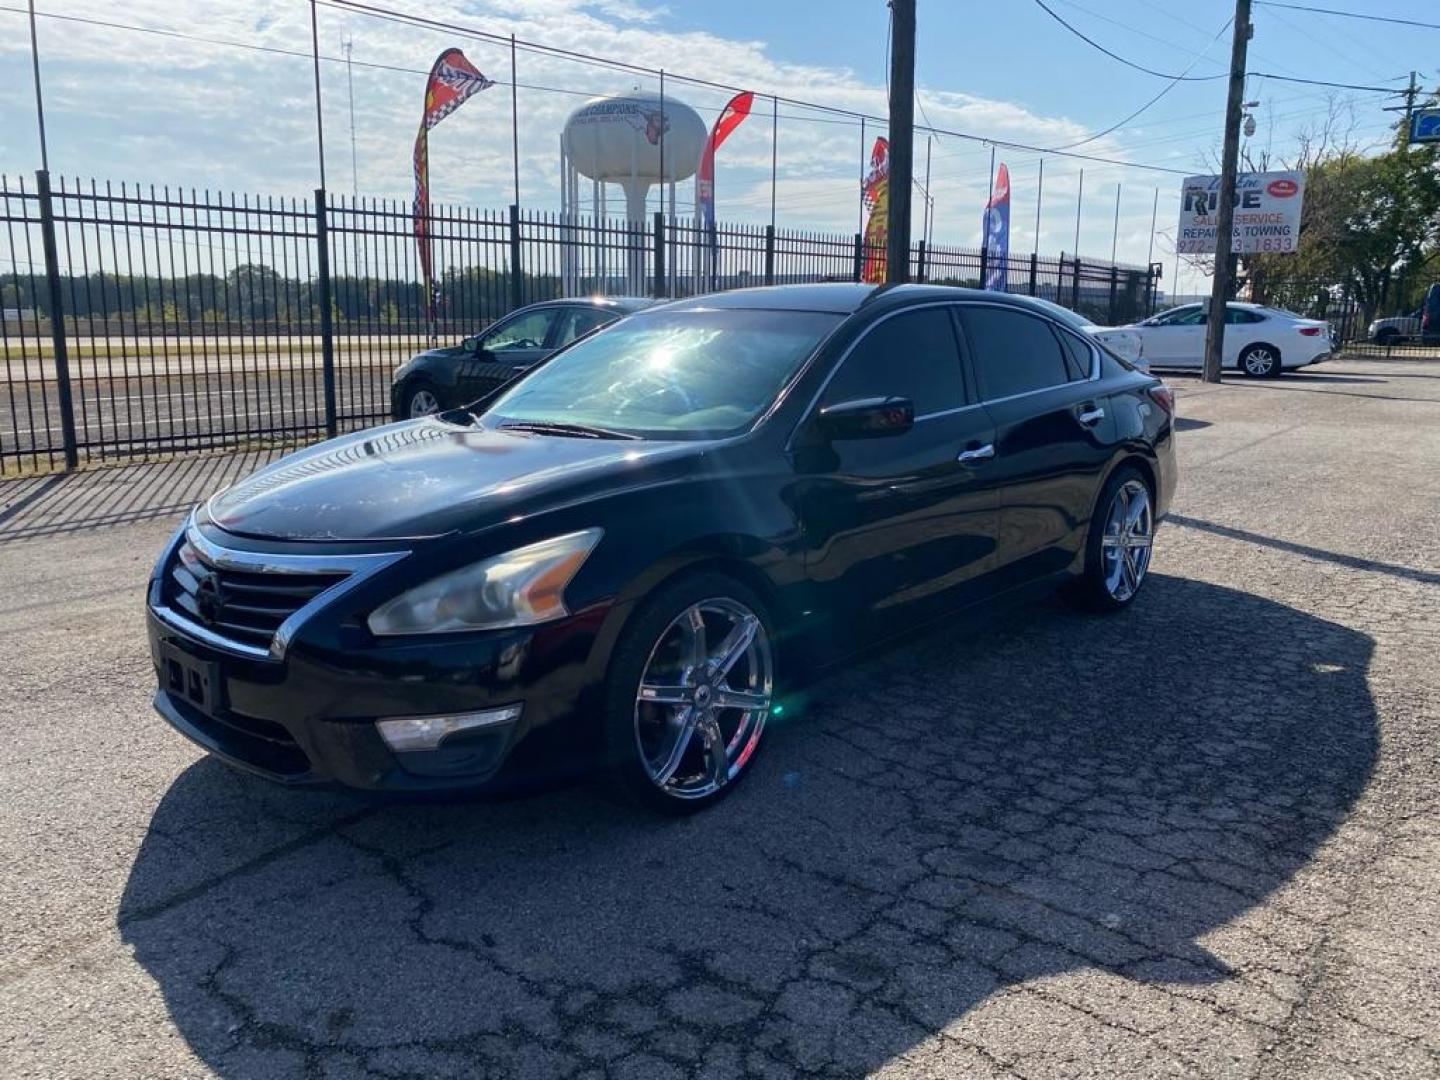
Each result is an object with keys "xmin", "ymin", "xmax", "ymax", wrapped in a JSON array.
[{"xmin": 1, "ymin": 0, "xmax": 1434, "ymax": 294}]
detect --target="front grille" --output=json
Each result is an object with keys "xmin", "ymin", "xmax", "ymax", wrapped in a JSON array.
[{"xmin": 162, "ymin": 539, "xmax": 348, "ymax": 652}]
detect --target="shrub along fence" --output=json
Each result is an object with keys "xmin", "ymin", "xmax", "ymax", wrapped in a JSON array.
[{"xmin": 1, "ymin": 171, "xmax": 1160, "ymax": 476}]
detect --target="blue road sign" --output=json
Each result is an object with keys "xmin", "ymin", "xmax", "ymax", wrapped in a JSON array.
[{"xmin": 1411, "ymin": 108, "xmax": 1440, "ymax": 144}]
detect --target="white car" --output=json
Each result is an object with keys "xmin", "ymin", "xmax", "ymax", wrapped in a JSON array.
[
  {"xmin": 1025, "ymin": 298, "xmax": 1148, "ymax": 371},
  {"xmin": 1129, "ymin": 302, "xmax": 1330, "ymax": 377}
]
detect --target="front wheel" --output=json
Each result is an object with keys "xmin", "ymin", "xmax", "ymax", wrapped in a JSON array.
[
  {"xmin": 1064, "ymin": 468, "xmax": 1155, "ymax": 613},
  {"xmin": 398, "ymin": 378, "xmax": 443, "ymax": 420},
  {"xmin": 1239, "ymin": 344, "xmax": 1282, "ymax": 377},
  {"xmin": 603, "ymin": 573, "xmax": 775, "ymax": 815}
]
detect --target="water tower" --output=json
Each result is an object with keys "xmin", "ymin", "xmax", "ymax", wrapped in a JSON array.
[{"xmin": 560, "ymin": 90, "xmax": 706, "ymax": 295}]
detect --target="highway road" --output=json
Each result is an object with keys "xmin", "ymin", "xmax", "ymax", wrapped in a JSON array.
[{"xmin": 2, "ymin": 343, "xmax": 410, "ymax": 470}]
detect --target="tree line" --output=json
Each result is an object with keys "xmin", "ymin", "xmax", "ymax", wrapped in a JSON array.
[
  {"xmin": 1234, "ymin": 93, "xmax": 1440, "ymax": 324},
  {"xmin": 1, "ymin": 265, "xmax": 561, "ymax": 330}
]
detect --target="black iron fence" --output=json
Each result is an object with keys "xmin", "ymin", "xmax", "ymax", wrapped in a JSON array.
[
  {"xmin": 1242, "ymin": 278, "xmax": 1440, "ymax": 356},
  {"xmin": 2, "ymin": 170, "xmax": 1160, "ymax": 476}
]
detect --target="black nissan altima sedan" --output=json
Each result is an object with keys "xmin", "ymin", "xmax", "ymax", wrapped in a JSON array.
[{"xmin": 148, "ymin": 283, "xmax": 1176, "ymax": 814}]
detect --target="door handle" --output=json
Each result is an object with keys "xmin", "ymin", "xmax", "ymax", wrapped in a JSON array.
[
  {"xmin": 957, "ymin": 443, "xmax": 995, "ymax": 464},
  {"xmin": 1077, "ymin": 405, "xmax": 1105, "ymax": 426}
]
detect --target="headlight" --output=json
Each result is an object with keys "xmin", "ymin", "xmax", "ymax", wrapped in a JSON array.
[{"xmin": 367, "ymin": 528, "xmax": 602, "ymax": 636}]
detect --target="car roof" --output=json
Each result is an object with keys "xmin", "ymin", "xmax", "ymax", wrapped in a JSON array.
[
  {"xmin": 661, "ymin": 283, "xmax": 879, "ymax": 313},
  {"xmin": 659, "ymin": 282, "xmax": 1097, "ymax": 317},
  {"xmin": 522, "ymin": 296, "xmax": 655, "ymax": 313}
]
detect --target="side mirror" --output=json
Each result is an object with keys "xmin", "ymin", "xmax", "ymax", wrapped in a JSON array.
[
  {"xmin": 816, "ymin": 396, "xmax": 914, "ymax": 440},
  {"xmin": 461, "ymin": 335, "xmax": 482, "ymax": 353}
]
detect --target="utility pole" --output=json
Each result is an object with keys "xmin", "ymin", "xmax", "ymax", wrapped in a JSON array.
[
  {"xmin": 27, "ymin": 0, "xmax": 50, "ymax": 172},
  {"xmin": 1403, "ymin": 70, "xmax": 1418, "ymax": 146},
  {"xmin": 343, "ymin": 37, "xmax": 358, "ymax": 197},
  {"xmin": 308, "ymin": 0, "xmax": 328, "ymax": 192},
  {"xmin": 1201, "ymin": 0, "xmax": 1252, "ymax": 383},
  {"xmin": 886, "ymin": 0, "xmax": 916, "ymax": 284},
  {"xmin": 923, "ymin": 133, "xmax": 933, "ymax": 255}
]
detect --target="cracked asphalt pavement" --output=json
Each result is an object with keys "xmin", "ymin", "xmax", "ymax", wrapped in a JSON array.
[{"xmin": 2, "ymin": 357, "xmax": 1437, "ymax": 1078}]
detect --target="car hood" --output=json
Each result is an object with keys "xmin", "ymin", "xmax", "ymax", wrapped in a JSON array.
[
  {"xmin": 399, "ymin": 345, "xmax": 469, "ymax": 371},
  {"xmin": 204, "ymin": 419, "xmax": 702, "ymax": 541}
]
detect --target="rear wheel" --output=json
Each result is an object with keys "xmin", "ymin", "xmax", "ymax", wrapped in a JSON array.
[
  {"xmin": 1064, "ymin": 467, "xmax": 1154, "ymax": 613},
  {"xmin": 1239, "ymin": 344, "xmax": 1282, "ymax": 378},
  {"xmin": 603, "ymin": 573, "xmax": 774, "ymax": 815}
]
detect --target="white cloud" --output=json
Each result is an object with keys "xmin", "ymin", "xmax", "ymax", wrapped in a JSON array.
[{"xmin": 0, "ymin": 0, "xmax": 1187, "ymax": 268}]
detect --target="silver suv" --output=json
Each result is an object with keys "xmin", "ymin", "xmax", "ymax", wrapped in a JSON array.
[{"xmin": 1367, "ymin": 311, "xmax": 1421, "ymax": 346}]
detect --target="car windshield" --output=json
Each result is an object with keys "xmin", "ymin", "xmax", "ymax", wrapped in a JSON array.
[{"xmin": 481, "ymin": 307, "xmax": 843, "ymax": 439}]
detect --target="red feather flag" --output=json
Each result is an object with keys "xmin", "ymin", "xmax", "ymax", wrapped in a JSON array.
[
  {"xmin": 413, "ymin": 49, "xmax": 494, "ymax": 335},
  {"xmin": 697, "ymin": 91, "xmax": 755, "ymax": 237},
  {"xmin": 861, "ymin": 137, "xmax": 890, "ymax": 284}
]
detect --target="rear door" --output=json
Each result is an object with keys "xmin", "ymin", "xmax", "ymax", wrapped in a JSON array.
[
  {"xmin": 550, "ymin": 305, "xmax": 618, "ymax": 353},
  {"xmin": 795, "ymin": 304, "xmax": 1001, "ymax": 646},
  {"xmin": 1223, "ymin": 306, "xmax": 1265, "ymax": 366},
  {"xmin": 957, "ymin": 303, "xmax": 1118, "ymax": 585},
  {"xmin": 1142, "ymin": 305, "xmax": 1206, "ymax": 367}
]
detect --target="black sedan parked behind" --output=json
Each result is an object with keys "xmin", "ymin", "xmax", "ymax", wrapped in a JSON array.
[
  {"xmin": 390, "ymin": 296, "xmax": 653, "ymax": 419},
  {"xmin": 149, "ymin": 284, "xmax": 1176, "ymax": 814}
]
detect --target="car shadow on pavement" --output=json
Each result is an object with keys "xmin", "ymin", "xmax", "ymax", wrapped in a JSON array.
[
  {"xmin": 0, "ymin": 448, "xmax": 284, "ymax": 543},
  {"xmin": 119, "ymin": 574, "xmax": 1377, "ymax": 1077}
]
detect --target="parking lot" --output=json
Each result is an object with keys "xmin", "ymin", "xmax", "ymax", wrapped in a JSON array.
[{"xmin": 1, "ymin": 357, "xmax": 1437, "ymax": 1078}]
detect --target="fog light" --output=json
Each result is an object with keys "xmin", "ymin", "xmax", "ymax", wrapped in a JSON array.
[{"xmin": 375, "ymin": 705, "xmax": 522, "ymax": 752}]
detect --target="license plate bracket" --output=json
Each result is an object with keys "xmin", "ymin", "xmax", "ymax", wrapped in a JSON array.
[{"xmin": 159, "ymin": 643, "xmax": 224, "ymax": 717}]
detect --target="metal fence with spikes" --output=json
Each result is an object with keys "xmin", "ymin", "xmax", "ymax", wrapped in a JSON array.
[{"xmin": 0, "ymin": 171, "xmax": 1160, "ymax": 475}]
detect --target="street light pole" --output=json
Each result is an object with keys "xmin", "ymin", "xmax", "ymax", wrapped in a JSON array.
[
  {"xmin": 886, "ymin": 0, "xmax": 916, "ymax": 283},
  {"xmin": 1202, "ymin": 0, "xmax": 1252, "ymax": 383}
]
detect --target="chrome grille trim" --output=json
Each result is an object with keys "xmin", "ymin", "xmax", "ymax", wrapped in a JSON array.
[{"xmin": 150, "ymin": 512, "xmax": 408, "ymax": 661}]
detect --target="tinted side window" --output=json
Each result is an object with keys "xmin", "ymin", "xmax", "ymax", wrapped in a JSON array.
[
  {"xmin": 821, "ymin": 308, "xmax": 964, "ymax": 415},
  {"xmin": 1225, "ymin": 308, "xmax": 1263, "ymax": 325},
  {"xmin": 960, "ymin": 307, "xmax": 1072, "ymax": 400},
  {"xmin": 1151, "ymin": 307, "xmax": 1195, "ymax": 326},
  {"xmin": 483, "ymin": 309, "xmax": 556, "ymax": 351},
  {"xmin": 554, "ymin": 307, "xmax": 615, "ymax": 346},
  {"xmin": 1058, "ymin": 330, "xmax": 1094, "ymax": 381}
]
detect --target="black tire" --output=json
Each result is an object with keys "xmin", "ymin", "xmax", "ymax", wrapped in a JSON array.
[
  {"xmin": 1063, "ymin": 466, "xmax": 1155, "ymax": 614},
  {"xmin": 601, "ymin": 571, "xmax": 775, "ymax": 815},
  {"xmin": 1375, "ymin": 328, "xmax": 1399, "ymax": 347},
  {"xmin": 1238, "ymin": 344, "xmax": 1282, "ymax": 378},
  {"xmin": 396, "ymin": 377, "xmax": 443, "ymax": 420}
]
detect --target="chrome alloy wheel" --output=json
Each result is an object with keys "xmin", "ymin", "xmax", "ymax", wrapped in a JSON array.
[
  {"xmin": 633, "ymin": 598, "xmax": 773, "ymax": 801},
  {"xmin": 1243, "ymin": 347, "xmax": 1278, "ymax": 376},
  {"xmin": 408, "ymin": 388, "xmax": 441, "ymax": 417},
  {"xmin": 1100, "ymin": 479, "xmax": 1153, "ymax": 603}
]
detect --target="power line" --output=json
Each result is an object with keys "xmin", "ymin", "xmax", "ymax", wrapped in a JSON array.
[
  {"xmin": 1031, "ymin": 0, "xmax": 1226, "ymax": 80},
  {"xmin": 1048, "ymin": 0, "xmax": 1229, "ymax": 73},
  {"xmin": 1249, "ymin": 72, "xmax": 1407, "ymax": 93},
  {"xmin": 1256, "ymin": 3, "xmax": 1394, "ymax": 84},
  {"xmin": 320, "ymin": 0, "xmax": 1200, "ymax": 175},
  {"xmin": 3, "ymin": 0, "xmax": 1222, "ymax": 184},
  {"xmin": 1048, "ymin": 17, "xmax": 1234, "ymax": 152},
  {"xmin": 1255, "ymin": 2, "xmax": 1440, "ymax": 31}
]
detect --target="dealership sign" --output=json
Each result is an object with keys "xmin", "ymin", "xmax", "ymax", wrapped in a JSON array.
[
  {"xmin": 1411, "ymin": 108, "xmax": 1440, "ymax": 144},
  {"xmin": 1177, "ymin": 170, "xmax": 1305, "ymax": 255}
]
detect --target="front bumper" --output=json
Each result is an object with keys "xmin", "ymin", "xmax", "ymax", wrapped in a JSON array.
[{"xmin": 146, "ymin": 601, "xmax": 608, "ymax": 793}]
